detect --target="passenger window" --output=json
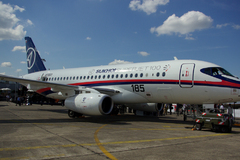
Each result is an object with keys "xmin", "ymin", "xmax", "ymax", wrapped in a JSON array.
[
  {"xmin": 107, "ymin": 75, "xmax": 110, "ymax": 79},
  {"xmin": 76, "ymin": 76, "xmax": 79, "ymax": 80},
  {"xmin": 70, "ymin": 77, "xmax": 72, "ymax": 80},
  {"xmin": 87, "ymin": 76, "xmax": 90, "ymax": 79},
  {"xmin": 125, "ymin": 74, "xmax": 128, "ymax": 78},
  {"xmin": 60, "ymin": 77, "xmax": 62, "ymax": 80},
  {"xmin": 156, "ymin": 72, "xmax": 160, "ymax": 77},
  {"xmin": 66, "ymin": 77, "xmax": 69, "ymax": 80},
  {"xmin": 120, "ymin": 74, "xmax": 123, "ymax": 78},
  {"xmin": 95, "ymin": 75, "xmax": 97, "ymax": 79},
  {"xmin": 54, "ymin": 77, "xmax": 57, "ymax": 81},
  {"xmin": 130, "ymin": 74, "xmax": 133, "ymax": 78},
  {"xmin": 116, "ymin": 74, "xmax": 119, "ymax": 78},
  {"xmin": 103, "ymin": 75, "xmax": 105, "ymax": 79},
  {"xmin": 83, "ymin": 76, "xmax": 86, "ymax": 79},
  {"xmin": 73, "ymin": 76, "xmax": 75, "ymax": 80},
  {"xmin": 63, "ymin": 77, "xmax": 65, "ymax": 80},
  {"xmin": 98, "ymin": 75, "xmax": 101, "ymax": 79},
  {"xmin": 80, "ymin": 76, "xmax": 82, "ymax": 80},
  {"xmin": 140, "ymin": 73, "xmax": 143, "ymax": 77},
  {"xmin": 91, "ymin": 76, "xmax": 93, "ymax": 79},
  {"xmin": 112, "ymin": 74, "xmax": 114, "ymax": 79},
  {"xmin": 135, "ymin": 73, "xmax": 138, "ymax": 78}
]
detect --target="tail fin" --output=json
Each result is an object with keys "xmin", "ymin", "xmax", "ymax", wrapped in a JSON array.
[{"xmin": 25, "ymin": 37, "xmax": 46, "ymax": 74}]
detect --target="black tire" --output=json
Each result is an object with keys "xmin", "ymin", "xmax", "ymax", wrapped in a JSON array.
[
  {"xmin": 211, "ymin": 124, "xmax": 216, "ymax": 132},
  {"xmin": 196, "ymin": 124, "xmax": 202, "ymax": 131},
  {"xmin": 221, "ymin": 126, "xmax": 228, "ymax": 133},
  {"xmin": 183, "ymin": 115, "xmax": 187, "ymax": 121},
  {"xmin": 228, "ymin": 127, "xmax": 232, "ymax": 133},
  {"xmin": 68, "ymin": 110, "xmax": 76, "ymax": 118}
]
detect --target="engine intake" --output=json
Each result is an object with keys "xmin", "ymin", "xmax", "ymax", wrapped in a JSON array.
[{"xmin": 65, "ymin": 93, "xmax": 113, "ymax": 116}]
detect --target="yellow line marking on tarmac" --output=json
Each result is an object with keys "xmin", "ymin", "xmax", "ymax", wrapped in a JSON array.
[
  {"xmin": 0, "ymin": 133, "xmax": 230, "ymax": 152},
  {"xmin": 99, "ymin": 133, "xmax": 230, "ymax": 145},
  {"xmin": 94, "ymin": 124, "xmax": 118, "ymax": 160}
]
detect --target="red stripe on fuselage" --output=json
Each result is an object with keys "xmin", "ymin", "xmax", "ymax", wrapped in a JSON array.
[{"xmin": 36, "ymin": 87, "xmax": 51, "ymax": 94}]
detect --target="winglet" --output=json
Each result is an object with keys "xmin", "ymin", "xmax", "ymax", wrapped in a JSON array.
[{"xmin": 25, "ymin": 37, "xmax": 46, "ymax": 74}]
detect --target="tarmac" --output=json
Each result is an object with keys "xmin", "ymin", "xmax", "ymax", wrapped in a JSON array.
[{"xmin": 0, "ymin": 101, "xmax": 240, "ymax": 160}]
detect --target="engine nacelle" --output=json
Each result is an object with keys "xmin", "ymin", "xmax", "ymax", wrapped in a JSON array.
[
  {"xmin": 65, "ymin": 93, "xmax": 113, "ymax": 116},
  {"xmin": 126, "ymin": 103, "xmax": 163, "ymax": 112}
]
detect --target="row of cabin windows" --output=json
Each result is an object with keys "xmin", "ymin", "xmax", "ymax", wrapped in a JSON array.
[{"xmin": 45, "ymin": 72, "xmax": 164, "ymax": 82}]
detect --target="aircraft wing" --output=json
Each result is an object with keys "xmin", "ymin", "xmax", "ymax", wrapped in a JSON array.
[
  {"xmin": 0, "ymin": 75, "xmax": 82, "ymax": 91},
  {"xmin": 0, "ymin": 75, "xmax": 121, "ymax": 95}
]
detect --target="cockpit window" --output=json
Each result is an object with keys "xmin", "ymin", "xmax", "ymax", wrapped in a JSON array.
[{"xmin": 201, "ymin": 67, "xmax": 234, "ymax": 77}]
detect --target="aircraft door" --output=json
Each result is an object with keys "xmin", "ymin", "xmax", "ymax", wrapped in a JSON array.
[{"xmin": 179, "ymin": 63, "xmax": 195, "ymax": 88}]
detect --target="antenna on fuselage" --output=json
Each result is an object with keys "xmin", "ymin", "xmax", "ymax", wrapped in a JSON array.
[{"xmin": 174, "ymin": 56, "xmax": 178, "ymax": 60}]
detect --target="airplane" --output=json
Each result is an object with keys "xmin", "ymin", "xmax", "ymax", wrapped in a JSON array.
[{"xmin": 1, "ymin": 37, "xmax": 240, "ymax": 118}]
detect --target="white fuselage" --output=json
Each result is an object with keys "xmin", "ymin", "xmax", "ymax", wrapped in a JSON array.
[{"xmin": 22, "ymin": 59, "xmax": 240, "ymax": 104}]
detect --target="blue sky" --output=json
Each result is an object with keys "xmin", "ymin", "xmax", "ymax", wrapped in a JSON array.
[{"xmin": 0, "ymin": 0, "xmax": 240, "ymax": 77}]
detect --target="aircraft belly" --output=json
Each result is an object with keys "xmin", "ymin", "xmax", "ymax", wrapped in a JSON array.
[
  {"xmin": 111, "ymin": 85, "xmax": 149, "ymax": 104},
  {"xmin": 143, "ymin": 84, "xmax": 175, "ymax": 103}
]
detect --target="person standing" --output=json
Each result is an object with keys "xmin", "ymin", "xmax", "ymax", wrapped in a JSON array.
[{"xmin": 220, "ymin": 104, "xmax": 224, "ymax": 113}]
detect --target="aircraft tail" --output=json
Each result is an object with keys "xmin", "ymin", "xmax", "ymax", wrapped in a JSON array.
[{"xmin": 25, "ymin": 37, "xmax": 46, "ymax": 74}]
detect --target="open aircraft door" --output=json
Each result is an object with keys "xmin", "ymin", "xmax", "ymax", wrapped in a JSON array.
[{"xmin": 179, "ymin": 63, "xmax": 195, "ymax": 88}]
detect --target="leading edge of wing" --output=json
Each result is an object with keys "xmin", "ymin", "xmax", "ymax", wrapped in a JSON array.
[{"xmin": 0, "ymin": 74, "xmax": 80, "ymax": 91}]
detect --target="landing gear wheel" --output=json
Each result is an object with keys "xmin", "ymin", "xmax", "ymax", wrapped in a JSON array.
[
  {"xmin": 68, "ymin": 110, "xmax": 76, "ymax": 118},
  {"xmin": 196, "ymin": 124, "xmax": 202, "ymax": 131}
]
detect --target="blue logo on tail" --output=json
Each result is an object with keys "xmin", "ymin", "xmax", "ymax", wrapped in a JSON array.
[
  {"xmin": 27, "ymin": 47, "xmax": 36, "ymax": 70},
  {"xmin": 25, "ymin": 37, "xmax": 46, "ymax": 74}
]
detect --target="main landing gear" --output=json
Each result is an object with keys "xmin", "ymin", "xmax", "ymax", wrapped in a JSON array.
[{"xmin": 68, "ymin": 110, "xmax": 83, "ymax": 118}]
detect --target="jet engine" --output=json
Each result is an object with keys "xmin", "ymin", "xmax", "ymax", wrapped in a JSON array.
[
  {"xmin": 126, "ymin": 103, "xmax": 163, "ymax": 112},
  {"xmin": 65, "ymin": 93, "xmax": 113, "ymax": 116}
]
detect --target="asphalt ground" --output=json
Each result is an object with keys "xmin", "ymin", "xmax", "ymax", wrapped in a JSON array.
[{"xmin": 0, "ymin": 101, "xmax": 240, "ymax": 160}]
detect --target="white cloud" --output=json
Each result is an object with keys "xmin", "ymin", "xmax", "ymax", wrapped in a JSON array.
[
  {"xmin": 216, "ymin": 23, "xmax": 240, "ymax": 30},
  {"xmin": 233, "ymin": 24, "xmax": 240, "ymax": 30},
  {"xmin": 108, "ymin": 59, "xmax": 133, "ymax": 65},
  {"xmin": 160, "ymin": 10, "xmax": 166, "ymax": 14},
  {"xmin": 138, "ymin": 51, "xmax": 150, "ymax": 56},
  {"xmin": 185, "ymin": 34, "xmax": 195, "ymax": 40},
  {"xmin": 1, "ymin": 62, "xmax": 12, "ymax": 67},
  {"xmin": 12, "ymin": 46, "xmax": 25, "ymax": 52},
  {"xmin": 86, "ymin": 37, "xmax": 91, "ymax": 40},
  {"xmin": 0, "ymin": 1, "xmax": 27, "ymax": 41},
  {"xmin": 150, "ymin": 11, "xmax": 213, "ymax": 38},
  {"xmin": 20, "ymin": 61, "xmax": 26, "ymax": 64},
  {"xmin": 129, "ymin": 0, "xmax": 169, "ymax": 15},
  {"xmin": 216, "ymin": 23, "xmax": 230, "ymax": 29},
  {"xmin": 0, "ymin": 72, "xmax": 5, "ymax": 75},
  {"xmin": 16, "ymin": 69, "xmax": 22, "ymax": 72},
  {"xmin": 27, "ymin": 19, "xmax": 33, "ymax": 26}
]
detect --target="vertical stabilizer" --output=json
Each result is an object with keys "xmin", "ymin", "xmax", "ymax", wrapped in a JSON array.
[{"xmin": 25, "ymin": 37, "xmax": 46, "ymax": 74}]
